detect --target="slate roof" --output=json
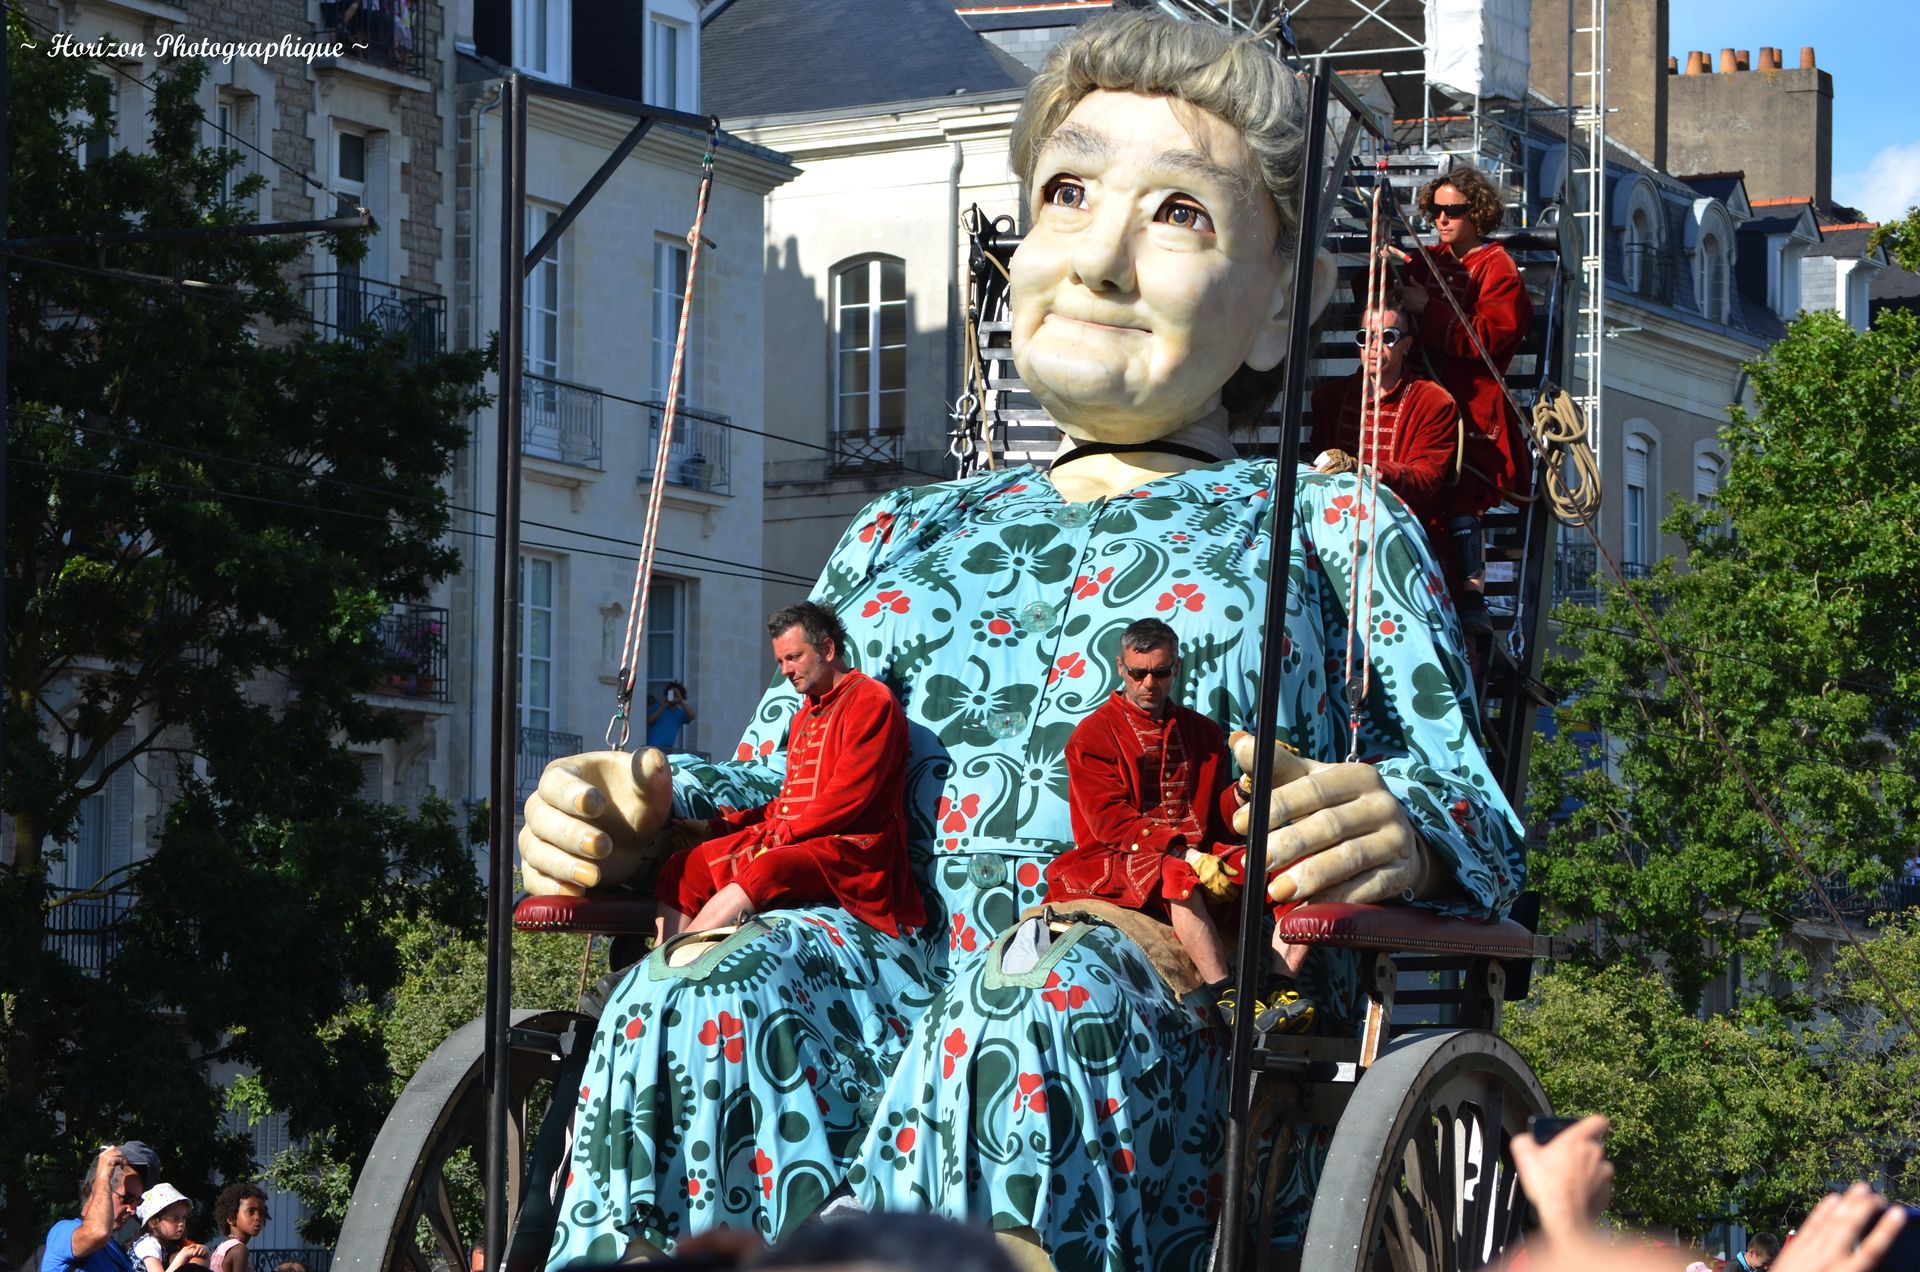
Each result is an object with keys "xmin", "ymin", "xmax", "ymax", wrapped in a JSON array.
[{"xmin": 702, "ymin": 0, "xmax": 1032, "ymax": 119}]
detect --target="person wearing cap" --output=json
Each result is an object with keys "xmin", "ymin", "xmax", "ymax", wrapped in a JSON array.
[
  {"xmin": 129, "ymin": 1185, "xmax": 207, "ymax": 1272},
  {"xmin": 115, "ymin": 1144, "xmax": 163, "ymax": 1194},
  {"xmin": 40, "ymin": 1147, "xmax": 143, "ymax": 1272}
]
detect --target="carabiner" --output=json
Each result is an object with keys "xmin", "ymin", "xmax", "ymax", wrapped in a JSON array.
[{"xmin": 605, "ymin": 710, "xmax": 631, "ymax": 751}]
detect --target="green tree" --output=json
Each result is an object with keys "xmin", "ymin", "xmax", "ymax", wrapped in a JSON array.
[
  {"xmin": 1526, "ymin": 308, "xmax": 1920, "ymax": 1008},
  {"xmin": 1, "ymin": 17, "xmax": 492, "ymax": 1256},
  {"xmin": 1870, "ymin": 205, "xmax": 1920, "ymax": 274}
]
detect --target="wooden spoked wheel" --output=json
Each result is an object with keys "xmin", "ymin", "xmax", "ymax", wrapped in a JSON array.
[
  {"xmin": 334, "ymin": 1009, "xmax": 592, "ymax": 1272},
  {"xmin": 1299, "ymin": 1030, "xmax": 1550, "ymax": 1272}
]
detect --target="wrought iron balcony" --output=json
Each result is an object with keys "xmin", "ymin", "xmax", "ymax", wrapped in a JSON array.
[
  {"xmin": 522, "ymin": 373, "xmax": 604, "ymax": 470},
  {"xmin": 640, "ymin": 402, "xmax": 732, "ymax": 495},
  {"xmin": 1552, "ymin": 540, "xmax": 1600, "ymax": 607},
  {"xmin": 303, "ymin": 273, "xmax": 446, "ymax": 360},
  {"xmin": 1788, "ymin": 872, "xmax": 1920, "ymax": 928},
  {"xmin": 374, "ymin": 604, "xmax": 449, "ymax": 702},
  {"xmin": 519, "ymin": 727, "xmax": 583, "ymax": 801},
  {"xmin": 43, "ymin": 886, "xmax": 133, "ymax": 976},
  {"xmin": 832, "ymin": 430, "xmax": 905, "ymax": 473},
  {"xmin": 318, "ymin": 1, "xmax": 427, "ymax": 78}
]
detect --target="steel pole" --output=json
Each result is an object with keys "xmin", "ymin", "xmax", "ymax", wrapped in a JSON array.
[
  {"xmin": 1216, "ymin": 61, "xmax": 1330, "ymax": 1272},
  {"xmin": 483, "ymin": 71, "xmax": 528, "ymax": 1272}
]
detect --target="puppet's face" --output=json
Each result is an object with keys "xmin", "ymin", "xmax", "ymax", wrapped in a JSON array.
[{"xmin": 1011, "ymin": 90, "xmax": 1293, "ymax": 444}]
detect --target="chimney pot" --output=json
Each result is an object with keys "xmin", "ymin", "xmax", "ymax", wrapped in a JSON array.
[
  {"xmin": 1685, "ymin": 50, "xmax": 1705, "ymax": 75},
  {"xmin": 1668, "ymin": 55, "xmax": 1679, "ymax": 73},
  {"xmin": 1800, "ymin": 45, "xmax": 1816, "ymax": 68},
  {"xmin": 1719, "ymin": 48, "xmax": 1738, "ymax": 73},
  {"xmin": 1736, "ymin": 50, "xmax": 1750, "ymax": 71}
]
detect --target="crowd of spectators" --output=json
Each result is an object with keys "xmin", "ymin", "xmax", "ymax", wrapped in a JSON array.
[{"xmin": 33, "ymin": 1146, "xmax": 276, "ymax": 1272}]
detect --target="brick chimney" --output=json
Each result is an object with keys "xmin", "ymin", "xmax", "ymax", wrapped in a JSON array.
[{"xmin": 1667, "ymin": 40, "xmax": 1832, "ymax": 204}]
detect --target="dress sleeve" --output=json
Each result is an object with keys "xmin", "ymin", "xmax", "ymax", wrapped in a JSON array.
[
  {"xmin": 1066, "ymin": 719, "xmax": 1187, "ymax": 858},
  {"xmin": 1300, "ymin": 478, "xmax": 1526, "ymax": 919}
]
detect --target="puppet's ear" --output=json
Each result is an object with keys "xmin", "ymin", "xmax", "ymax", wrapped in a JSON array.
[{"xmin": 1245, "ymin": 250, "xmax": 1338, "ymax": 372}]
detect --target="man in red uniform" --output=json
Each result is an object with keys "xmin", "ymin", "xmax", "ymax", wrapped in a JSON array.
[
  {"xmin": 1045, "ymin": 619, "xmax": 1309, "ymax": 1028},
  {"xmin": 1308, "ymin": 300, "xmax": 1460, "ymax": 536},
  {"xmin": 652, "ymin": 601, "xmax": 926, "ymax": 939},
  {"xmin": 1401, "ymin": 163, "xmax": 1534, "ymax": 634}
]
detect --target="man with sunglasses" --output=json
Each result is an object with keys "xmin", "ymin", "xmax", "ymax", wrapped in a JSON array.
[
  {"xmin": 40, "ymin": 1147, "xmax": 142, "ymax": 1272},
  {"xmin": 1308, "ymin": 301, "xmax": 1460, "ymax": 536},
  {"xmin": 1043, "ymin": 619, "xmax": 1311, "ymax": 1030}
]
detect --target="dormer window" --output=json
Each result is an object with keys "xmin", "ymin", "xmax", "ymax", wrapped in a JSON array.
[
  {"xmin": 517, "ymin": 0, "xmax": 571, "ymax": 83},
  {"xmin": 1696, "ymin": 232, "xmax": 1729, "ymax": 322},
  {"xmin": 644, "ymin": 0, "xmax": 700, "ymax": 113}
]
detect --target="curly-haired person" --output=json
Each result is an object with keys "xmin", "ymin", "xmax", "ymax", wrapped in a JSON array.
[
  {"xmin": 1401, "ymin": 162, "xmax": 1534, "ymax": 636},
  {"xmin": 206, "ymin": 1185, "xmax": 268, "ymax": 1272}
]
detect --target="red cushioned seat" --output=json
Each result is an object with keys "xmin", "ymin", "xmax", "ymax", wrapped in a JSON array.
[
  {"xmin": 513, "ymin": 893, "xmax": 657, "ymax": 936},
  {"xmin": 1276, "ymin": 901, "xmax": 1533, "ymax": 958}
]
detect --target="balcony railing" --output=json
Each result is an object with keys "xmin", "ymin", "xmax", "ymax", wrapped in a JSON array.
[
  {"xmin": 1553, "ymin": 540, "xmax": 1600, "ymax": 607},
  {"xmin": 522, "ymin": 373, "xmax": 604, "ymax": 470},
  {"xmin": 1788, "ymin": 873, "xmax": 1920, "ymax": 928},
  {"xmin": 519, "ymin": 727, "xmax": 583, "ymax": 802},
  {"xmin": 375, "ymin": 604, "xmax": 449, "ymax": 702},
  {"xmin": 832, "ymin": 430, "xmax": 904, "ymax": 473},
  {"xmin": 318, "ymin": 1, "xmax": 426, "ymax": 77},
  {"xmin": 44, "ymin": 886, "xmax": 134, "ymax": 975},
  {"xmin": 640, "ymin": 402, "xmax": 732, "ymax": 494},
  {"xmin": 303, "ymin": 273, "xmax": 446, "ymax": 361}
]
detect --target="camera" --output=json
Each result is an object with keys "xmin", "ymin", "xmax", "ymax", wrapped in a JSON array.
[{"xmin": 1879, "ymin": 1204, "xmax": 1920, "ymax": 1272}]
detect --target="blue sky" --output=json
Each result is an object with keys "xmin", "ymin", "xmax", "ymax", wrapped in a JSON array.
[{"xmin": 1667, "ymin": 2, "xmax": 1920, "ymax": 221}]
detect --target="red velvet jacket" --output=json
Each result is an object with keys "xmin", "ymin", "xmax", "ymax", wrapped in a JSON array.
[
  {"xmin": 1413, "ymin": 240, "xmax": 1533, "ymax": 510},
  {"xmin": 1308, "ymin": 371, "xmax": 1460, "ymax": 530},
  {"xmin": 711, "ymin": 669, "xmax": 925, "ymax": 935},
  {"xmin": 1044, "ymin": 692, "xmax": 1240, "ymax": 914}
]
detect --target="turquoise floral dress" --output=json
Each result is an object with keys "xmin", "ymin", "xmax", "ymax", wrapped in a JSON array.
[{"xmin": 544, "ymin": 459, "xmax": 1525, "ymax": 1269}]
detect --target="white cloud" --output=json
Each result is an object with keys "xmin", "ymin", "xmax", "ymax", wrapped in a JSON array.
[{"xmin": 1836, "ymin": 140, "xmax": 1920, "ymax": 222}]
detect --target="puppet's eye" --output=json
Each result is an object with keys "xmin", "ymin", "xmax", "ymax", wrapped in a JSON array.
[
  {"xmin": 1041, "ymin": 176, "xmax": 1086, "ymax": 209},
  {"xmin": 1156, "ymin": 197, "xmax": 1215, "ymax": 234}
]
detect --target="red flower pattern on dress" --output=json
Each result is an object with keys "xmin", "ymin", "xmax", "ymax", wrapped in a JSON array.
[
  {"xmin": 941, "ymin": 1028, "xmax": 968, "ymax": 1079},
  {"xmin": 937, "ymin": 793, "xmax": 981, "ymax": 832},
  {"xmin": 1048, "ymin": 652, "xmax": 1087, "ymax": 685},
  {"xmin": 1017, "ymin": 862, "xmax": 1041, "ymax": 889},
  {"xmin": 1378, "ymin": 619, "xmax": 1397, "ymax": 635},
  {"xmin": 987, "ymin": 617, "xmax": 1013, "ymax": 635},
  {"xmin": 981, "ymin": 483, "xmax": 1029, "ymax": 501},
  {"xmin": 1321, "ymin": 493, "xmax": 1371, "ymax": 526},
  {"xmin": 896, "ymin": 1127, "xmax": 916, "ymax": 1152},
  {"xmin": 1040, "ymin": 970, "xmax": 1091, "ymax": 1012},
  {"xmin": 623, "ymin": 1016, "xmax": 644, "ymax": 1040},
  {"xmin": 752, "ymin": 1149, "xmax": 775, "ymax": 1198},
  {"xmin": 1072, "ymin": 567, "xmax": 1115, "ymax": 599},
  {"xmin": 1014, "ymin": 1073, "xmax": 1047, "ymax": 1114},
  {"xmin": 697, "ymin": 1011, "xmax": 745, "ymax": 1063},
  {"xmin": 949, "ymin": 913, "xmax": 978, "ymax": 953},
  {"xmin": 1156, "ymin": 582, "xmax": 1205, "ymax": 613},
  {"xmin": 799, "ymin": 915, "xmax": 846, "ymax": 947},
  {"xmin": 686, "ymin": 1178, "xmax": 702, "ymax": 1197},
  {"xmin": 858, "ymin": 511, "xmax": 895, "ymax": 544},
  {"xmin": 1095, "ymin": 1097, "xmax": 1121, "ymax": 1121},
  {"xmin": 862, "ymin": 589, "xmax": 911, "ymax": 618},
  {"xmin": 1113, "ymin": 1149, "xmax": 1136, "ymax": 1173},
  {"xmin": 759, "ymin": 739, "xmax": 776, "ymax": 757}
]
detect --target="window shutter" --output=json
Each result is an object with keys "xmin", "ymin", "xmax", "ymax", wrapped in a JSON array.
[
  {"xmin": 1625, "ymin": 439, "xmax": 1648, "ymax": 488},
  {"xmin": 1694, "ymin": 456, "xmax": 1719, "ymax": 501},
  {"xmin": 366, "ymin": 131, "xmax": 391, "ymax": 278},
  {"xmin": 106, "ymin": 728, "xmax": 135, "ymax": 875}
]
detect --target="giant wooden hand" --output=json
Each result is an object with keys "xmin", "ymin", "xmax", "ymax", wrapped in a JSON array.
[
  {"xmin": 1228, "ymin": 730, "xmax": 1444, "ymax": 904},
  {"xmin": 518, "ymin": 747, "xmax": 677, "ymax": 896}
]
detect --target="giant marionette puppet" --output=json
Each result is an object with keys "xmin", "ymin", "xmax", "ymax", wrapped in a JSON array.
[{"xmin": 519, "ymin": 12, "xmax": 1524, "ymax": 1269}]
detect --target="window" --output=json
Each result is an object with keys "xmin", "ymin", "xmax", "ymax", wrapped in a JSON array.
[
  {"xmin": 1693, "ymin": 450, "xmax": 1723, "ymax": 508},
  {"xmin": 652, "ymin": 236, "xmax": 691, "ymax": 403},
  {"xmin": 645, "ymin": 578, "xmax": 689, "ymax": 741},
  {"xmin": 643, "ymin": 0, "xmax": 699, "ymax": 111},
  {"xmin": 57, "ymin": 729, "xmax": 134, "ymax": 892},
  {"xmin": 74, "ymin": 73, "xmax": 116, "ymax": 167},
  {"xmin": 518, "ymin": 555, "xmax": 556, "ymax": 732},
  {"xmin": 833, "ymin": 257, "xmax": 908, "ymax": 439},
  {"xmin": 1624, "ymin": 433, "xmax": 1653, "ymax": 571},
  {"xmin": 517, "ymin": 0, "xmax": 571, "ymax": 82},
  {"xmin": 526, "ymin": 205, "xmax": 562, "ymax": 381},
  {"xmin": 213, "ymin": 92, "xmax": 258, "ymax": 206},
  {"xmin": 332, "ymin": 127, "xmax": 367, "ymax": 285},
  {"xmin": 1697, "ymin": 232, "xmax": 1728, "ymax": 322},
  {"xmin": 648, "ymin": 18, "xmax": 680, "ymax": 109}
]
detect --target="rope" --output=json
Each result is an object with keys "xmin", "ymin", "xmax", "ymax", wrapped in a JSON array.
[
  {"xmin": 1341, "ymin": 178, "xmax": 1389, "ymax": 761},
  {"xmin": 609, "ymin": 116, "xmax": 721, "ymax": 750},
  {"xmin": 1527, "ymin": 388, "xmax": 1603, "ymax": 526}
]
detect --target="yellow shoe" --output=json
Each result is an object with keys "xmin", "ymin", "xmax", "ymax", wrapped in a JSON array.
[{"xmin": 1253, "ymin": 988, "xmax": 1316, "ymax": 1035}]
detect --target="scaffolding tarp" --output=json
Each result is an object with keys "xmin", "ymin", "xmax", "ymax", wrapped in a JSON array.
[{"xmin": 1424, "ymin": 0, "xmax": 1531, "ymax": 101}]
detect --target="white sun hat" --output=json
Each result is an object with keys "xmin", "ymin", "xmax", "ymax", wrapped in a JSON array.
[{"xmin": 136, "ymin": 1183, "xmax": 192, "ymax": 1225}]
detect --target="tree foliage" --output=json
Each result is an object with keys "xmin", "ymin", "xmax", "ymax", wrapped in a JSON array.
[
  {"xmin": 1, "ymin": 18, "xmax": 492, "ymax": 1256},
  {"xmin": 1526, "ymin": 308, "xmax": 1920, "ymax": 1008}
]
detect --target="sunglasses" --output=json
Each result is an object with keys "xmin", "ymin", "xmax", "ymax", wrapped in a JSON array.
[
  {"xmin": 1121, "ymin": 662, "xmax": 1178, "ymax": 682},
  {"xmin": 1429, "ymin": 201, "xmax": 1472, "ymax": 220},
  {"xmin": 1353, "ymin": 327, "xmax": 1405, "ymax": 349}
]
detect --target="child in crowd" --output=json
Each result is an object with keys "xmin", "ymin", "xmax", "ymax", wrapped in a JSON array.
[
  {"xmin": 130, "ymin": 1185, "xmax": 207, "ymax": 1272},
  {"xmin": 207, "ymin": 1185, "xmax": 268, "ymax": 1272}
]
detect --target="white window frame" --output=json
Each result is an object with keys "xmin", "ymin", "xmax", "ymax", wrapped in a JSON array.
[
  {"xmin": 516, "ymin": 0, "xmax": 571, "ymax": 83},
  {"xmin": 831, "ymin": 256, "xmax": 908, "ymax": 438},
  {"xmin": 74, "ymin": 72, "xmax": 117, "ymax": 167},
  {"xmin": 213, "ymin": 90, "xmax": 259, "ymax": 207},
  {"xmin": 643, "ymin": 0, "xmax": 700, "ymax": 112},
  {"xmin": 1623, "ymin": 428, "xmax": 1656, "ymax": 569},
  {"xmin": 652, "ymin": 235, "xmax": 691, "ymax": 404},
  {"xmin": 1697, "ymin": 232, "xmax": 1728, "ymax": 322},
  {"xmin": 644, "ymin": 577, "xmax": 691, "ymax": 747},
  {"xmin": 525, "ymin": 204, "xmax": 563, "ymax": 381},
  {"xmin": 57, "ymin": 729, "xmax": 135, "ymax": 892},
  {"xmin": 518, "ymin": 554, "xmax": 558, "ymax": 734},
  {"xmin": 330, "ymin": 125, "xmax": 368, "ymax": 282}
]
